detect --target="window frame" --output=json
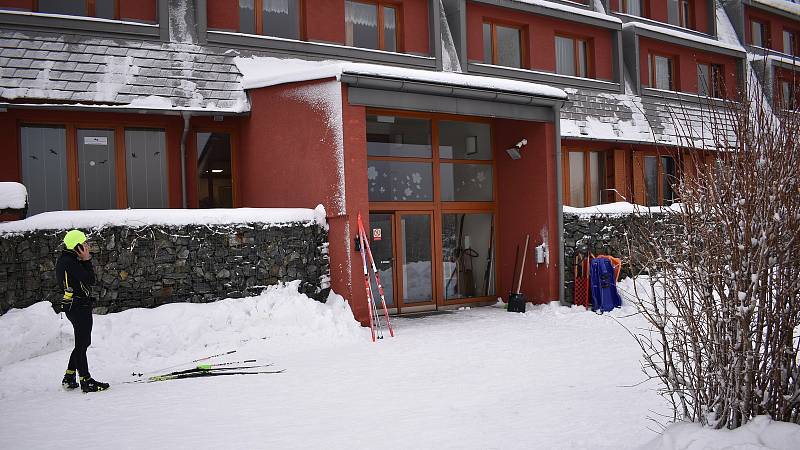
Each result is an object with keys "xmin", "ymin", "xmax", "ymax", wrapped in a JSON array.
[
  {"xmin": 783, "ymin": 28, "xmax": 797, "ymax": 56},
  {"xmin": 344, "ymin": 0, "xmax": 404, "ymax": 52},
  {"xmin": 366, "ymin": 109, "xmax": 497, "ymax": 309},
  {"xmin": 561, "ymin": 148, "xmax": 608, "ymax": 207},
  {"xmin": 189, "ymin": 124, "xmax": 240, "ymax": 209},
  {"xmin": 554, "ymin": 33, "xmax": 593, "ymax": 79},
  {"xmin": 678, "ymin": 0, "xmax": 693, "ymax": 29},
  {"xmin": 31, "ymin": 0, "xmax": 120, "ymax": 19},
  {"xmin": 17, "ymin": 119, "xmax": 173, "ymax": 211},
  {"xmin": 649, "ymin": 52, "xmax": 676, "ymax": 91},
  {"xmin": 635, "ymin": 152, "xmax": 678, "ymax": 207},
  {"xmin": 697, "ymin": 61, "xmax": 724, "ymax": 98},
  {"xmin": 240, "ymin": 0, "xmax": 306, "ymax": 40},
  {"xmin": 482, "ymin": 19, "xmax": 526, "ymax": 68},
  {"xmin": 616, "ymin": 0, "xmax": 646, "ymax": 17},
  {"xmin": 750, "ymin": 19, "xmax": 769, "ymax": 48}
]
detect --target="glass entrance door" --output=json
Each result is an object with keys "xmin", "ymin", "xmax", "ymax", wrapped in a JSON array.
[
  {"xmin": 398, "ymin": 213, "xmax": 434, "ymax": 308},
  {"xmin": 369, "ymin": 212, "xmax": 435, "ymax": 313},
  {"xmin": 368, "ymin": 213, "xmax": 394, "ymax": 308}
]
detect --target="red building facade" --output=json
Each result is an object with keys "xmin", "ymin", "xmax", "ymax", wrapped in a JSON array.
[{"xmin": 0, "ymin": 0, "xmax": 797, "ymax": 322}]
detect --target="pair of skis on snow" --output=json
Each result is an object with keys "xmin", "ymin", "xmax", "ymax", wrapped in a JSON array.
[
  {"xmin": 125, "ymin": 350, "xmax": 283, "ymax": 384},
  {"xmin": 356, "ymin": 213, "xmax": 395, "ymax": 342}
]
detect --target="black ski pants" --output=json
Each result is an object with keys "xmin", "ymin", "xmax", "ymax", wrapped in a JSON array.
[{"xmin": 65, "ymin": 304, "xmax": 92, "ymax": 378}]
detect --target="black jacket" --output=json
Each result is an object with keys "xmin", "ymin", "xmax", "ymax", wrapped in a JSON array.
[{"xmin": 55, "ymin": 249, "xmax": 96, "ymax": 306}]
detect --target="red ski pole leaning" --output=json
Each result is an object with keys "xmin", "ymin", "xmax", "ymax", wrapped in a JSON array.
[
  {"xmin": 357, "ymin": 214, "xmax": 394, "ymax": 337},
  {"xmin": 358, "ymin": 218, "xmax": 388, "ymax": 339},
  {"xmin": 356, "ymin": 219, "xmax": 377, "ymax": 342},
  {"xmin": 357, "ymin": 215, "xmax": 384, "ymax": 339}
]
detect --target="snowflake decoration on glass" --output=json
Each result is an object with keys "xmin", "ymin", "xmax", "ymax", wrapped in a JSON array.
[{"xmin": 367, "ymin": 166, "xmax": 378, "ymax": 180}]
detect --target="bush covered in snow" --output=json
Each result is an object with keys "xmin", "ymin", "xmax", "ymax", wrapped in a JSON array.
[{"xmin": 627, "ymin": 82, "xmax": 800, "ymax": 429}]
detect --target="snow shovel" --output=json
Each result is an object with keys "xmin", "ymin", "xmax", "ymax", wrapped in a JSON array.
[{"xmin": 507, "ymin": 234, "xmax": 530, "ymax": 313}]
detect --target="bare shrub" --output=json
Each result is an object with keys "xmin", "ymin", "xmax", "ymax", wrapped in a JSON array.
[{"xmin": 627, "ymin": 77, "xmax": 800, "ymax": 429}]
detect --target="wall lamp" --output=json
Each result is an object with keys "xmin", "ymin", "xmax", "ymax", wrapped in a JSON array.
[{"xmin": 505, "ymin": 139, "xmax": 528, "ymax": 160}]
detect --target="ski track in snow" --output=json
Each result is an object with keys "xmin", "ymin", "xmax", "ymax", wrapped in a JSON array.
[{"xmin": 1, "ymin": 289, "xmax": 671, "ymax": 449}]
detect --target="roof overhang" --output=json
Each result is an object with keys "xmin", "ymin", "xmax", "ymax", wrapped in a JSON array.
[
  {"xmin": 625, "ymin": 22, "xmax": 747, "ymax": 58},
  {"xmin": 743, "ymin": 0, "xmax": 800, "ymax": 21},
  {"xmin": 0, "ymin": 102, "xmax": 249, "ymax": 116},
  {"xmin": 342, "ymin": 73, "xmax": 562, "ymax": 122},
  {"xmin": 471, "ymin": 0, "xmax": 622, "ymax": 30}
]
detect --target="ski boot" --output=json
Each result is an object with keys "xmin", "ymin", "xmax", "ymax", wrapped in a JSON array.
[
  {"xmin": 62, "ymin": 371, "xmax": 79, "ymax": 390},
  {"xmin": 80, "ymin": 377, "xmax": 110, "ymax": 393}
]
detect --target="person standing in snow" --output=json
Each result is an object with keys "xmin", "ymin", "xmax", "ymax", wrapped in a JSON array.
[{"xmin": 54, "ymin": 229, "xmax": 109, "ymax": 393}]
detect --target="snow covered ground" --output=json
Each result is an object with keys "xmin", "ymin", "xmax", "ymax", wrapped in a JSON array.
[{"xmin": 0, "ymin": 281, "xmax": 797, "ymax": 449}]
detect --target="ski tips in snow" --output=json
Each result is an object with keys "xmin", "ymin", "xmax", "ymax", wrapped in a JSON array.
[{"xmin": 357, "ymin": 212, "xmax": 395, "ymax": 343}]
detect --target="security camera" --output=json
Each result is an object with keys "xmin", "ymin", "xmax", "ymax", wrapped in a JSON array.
[{"xmin": 515, "ymin": 139, "xmax": 528, "ymax": 149}]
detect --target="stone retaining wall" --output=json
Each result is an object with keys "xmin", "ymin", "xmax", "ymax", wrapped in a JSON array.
[
  {"xmin": 563, "ymin": 212, "xmax": 677, "ymax": 304},
  {"xmin": 0, "ymin": 222, "xmax": 329, "ymax": 315}
]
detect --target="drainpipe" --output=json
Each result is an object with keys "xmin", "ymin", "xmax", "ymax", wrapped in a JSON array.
[
  {"xmin": 554, "ymin": 102, "xmax": 565, "ymax": 305},
  {"xmin": 180, "ymin": 111, "xmax": 191, "ymax": 208}
]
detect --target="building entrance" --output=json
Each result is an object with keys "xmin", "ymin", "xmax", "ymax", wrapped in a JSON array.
[
  {"xmin": 368, "ymin": 212, "xmax": 435, "ymax": 313},
  {"xmin": 366, "ymin": 111, "xmax": 497, "ymax": 314}
]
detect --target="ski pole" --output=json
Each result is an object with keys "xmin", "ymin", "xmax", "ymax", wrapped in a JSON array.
[
  {"xmin": 358, "ymin": 215, "xmax": 394, "ymax": 337},
  {"xmin": 356, "ymin": 216, "xmax": 377, "ymax": 342},
  {"xmin": 131, "ymin": 350, "xmax": 238, "ymax": 377},
  {"xmin": 358, "ymin": 215, "xmax": 384, "ymax": 340}
]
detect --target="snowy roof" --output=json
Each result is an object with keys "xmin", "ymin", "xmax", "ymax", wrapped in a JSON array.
[
  {"xmin": 234, "ymin": 57, "xmax": 568, "ymax": 100},
  {"xmin": 0, "ymin": 206, "xmax": 328, "ymax": 234},
  {"xmin": 0, "ymin": 29, "xmax": 249, "ymax": 113},
  {"xmin": 0, "ymin": 182, "xmax": 27, "ymax": 210},
  {"xmin": 559, "ymin": 85, "xmax": 734, "ymax": 149},
  {"xmin": 749, "ymin": 0, "xmax": 800, "ymax": 16},
  {"xmin": 624, "ymin": 21, "xmax": 746, "ymax": 54}
]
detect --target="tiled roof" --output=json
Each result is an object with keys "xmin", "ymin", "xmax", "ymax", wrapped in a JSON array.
[
  {"xmin": 0, "ymin": 29, "xmax": 249, "ymax": 113},
  {"xmin": 561, "ymin": 87, "xmax": 735, "ymax": 149}
]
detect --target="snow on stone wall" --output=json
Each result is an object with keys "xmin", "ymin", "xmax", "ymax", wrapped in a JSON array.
[{"xmin": 0, "ymin": 183, "xmax": 27, "ymax": 211}]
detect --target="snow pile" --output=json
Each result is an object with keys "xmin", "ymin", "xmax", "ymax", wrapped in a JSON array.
[
  {"xmin": 0, "ymin": 182, "xmax": 27, "ymax": 210},
  {"xmin": 0, "ymin": 281, "xmax": 366, "ymax": 397},
  {"xmin": 564, "ymin": 201, "xmax": 682, "ymax": 217},
  {"xmin": 234, "ymin": 56, "xmax": 567, "ymax": 100},
  {"xmin": 0, "ymin": 205, "xmax": 327, "ymax": 233},
  {"xmin": 641, "ymin": 415, "xmax": 800, "ymax": 450}
]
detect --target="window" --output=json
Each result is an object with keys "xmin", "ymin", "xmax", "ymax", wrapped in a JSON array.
[
  {"xmin": 345, "ymin": 0, "xmax": 398, "ymax": 52},
  {"xmin": 780, "ymin": 79, "xmax": 796, "ymax": 110},
  {"xmin": 783, "ymin": 30, "xmax": 797, "ymax": 56},
  {"xmin": 1, "ymin": 0, "xmax": 158, "ymax": 22},
  {"xmin": 483, "ymin": 22, "xmax": 522, "ymax": 68},
  {"xmin": 563, "ymin": 150, "xmax": 606, "ymax": 207},
  {"xmin": 668, "ymin": 0, "xmax": 693, "ymax": 28},
  {"xmin": 751, "ymin": 20, "xmax": 768, "ymax": 48},
  {"xmin": 439, "ymin": 121, "xmax": 493, "ymax": 202},
  {"xmin": 367, "ymin": 115, "xmax": 433, "ymax": 202},
  {"xmin": 617, "ymin": 0, "xmax": 643, "ymax": 16},
  {"xmin": 642, "ymin": 155, "xmax": 676, "ymax": 206},
  {"xmin": 555, "ymin": 36, "xmax": 590, "ymax": 78},
  {"xmin": 697, "ymin": 63, "xmax": 724, "ymax": 98},
  {"xmin": 366, "ymin": 115, "xmax": 493, "ymax": 203},
  {"xmin": 239, "ymin": 0, "xmax": 302, "ymax": 39},
  {"xmin": 442, "ymin": 213, "xmax": 495, "ymax": 299},
  {"xmin": 649, "ymin": 54, "xmax": 674, "ymax": 90},
  {"xmin": 197, "ymin": 132, "xmax": 233, "ymax": 208}
]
